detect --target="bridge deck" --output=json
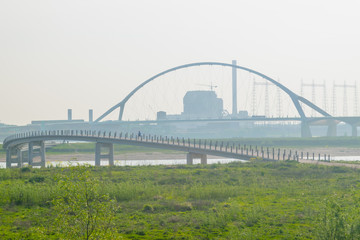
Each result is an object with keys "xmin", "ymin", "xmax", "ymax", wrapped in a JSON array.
[{"xmin": 3, "ymin": 130, "xmax": 313, "ymax": 168}]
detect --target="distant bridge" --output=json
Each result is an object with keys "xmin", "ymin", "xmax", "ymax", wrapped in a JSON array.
[
  {"xmin": 3, "ymin": 130, "xmax": 305, "ymax": 168},
  {"xmin": 95, "ymin": 61, "xmax": 333, "ymax": 137},
  {"xmin": 122, "ymin": 115, "xmax": 360, "ymax": 137}
]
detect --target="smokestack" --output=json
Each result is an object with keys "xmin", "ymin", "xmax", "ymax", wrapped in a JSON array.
[
  {"xmin": 232, "ymin": 60, "xmax": 237, "ymax": 116},
  {"xmin": 67, "ymin": 109, "xmax": 72, "ymax": 121},
  {"xmin": 89, "ymin": 109, "xmax": 93, "ymax": 122}
]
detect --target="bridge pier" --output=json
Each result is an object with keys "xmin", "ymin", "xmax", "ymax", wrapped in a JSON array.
[
  {"xmin": 95, "ymin": 143, "xmax": 114, "ymax": 166},
  {"xmin": 6, "ymin": 147, "xmax": 27, "ymax": 168},
  {"xmin": 6, "ymin": 148, "xmax": 11, "ymax": 168},
  {"xmin": 352, "ymin": 125, "xmax": 358, "ymax": 137},
  {"xmin": 17, "ymin": 149, "xmax": 23, "ymax": 168},
  {"xmin": 28, "ymin": 142, "xmax": 33, "ymax": 166},
  {"xmin": 301, "ymin": 121, "xmax": 312, "ymax": 138},
  {"xmin": 27, "ymin": 141, "xmax": 46, "ymax": 168},
  {"xmin": 327, "ymin": 121, "xmax": 338, "ymax": 137},
  {"xmin": 40, "ymin": 141, "xmax": 46, "ymax": 167},
  {"xmin": 186, "ymin": 152, "xmax": 207, "ymax": 165}
]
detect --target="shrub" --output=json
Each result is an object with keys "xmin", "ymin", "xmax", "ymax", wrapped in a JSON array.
[
  {"xmin": 29, "ymin": 176, "xmax": 45, "ymax": 183},
  {"xmin": 20, "ymin": 167, "xmax": 31, "ymax": 173},
  {"xmin": 142, "ymin": 204, "xmax": 154, "ymax": 213}
]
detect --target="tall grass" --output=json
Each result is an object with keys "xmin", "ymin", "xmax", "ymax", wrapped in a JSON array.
[{"xmin": 1, "ymin": 162, "xmax": 360, "ymax": 239}]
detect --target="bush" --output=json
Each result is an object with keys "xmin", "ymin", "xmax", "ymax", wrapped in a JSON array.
[
  {"xmin": 29, "ymin": 176, "xmax": 45, "ymax": 183},
  {"xmin": 20, "ymin": 167, "xmax": 31, "ymax": 173},
  {"xmin": 142, "ymin": 204, "xmax": 154, "ymax": 213}
]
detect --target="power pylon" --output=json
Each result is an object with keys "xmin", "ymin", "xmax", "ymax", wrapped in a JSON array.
[
  {"xmin": 301, "ymin": 80, "xmax": 327, "ymax": 116},
  {"xmin": 333, "ymin": 81, "xmax": 358, "ymax": 116}
]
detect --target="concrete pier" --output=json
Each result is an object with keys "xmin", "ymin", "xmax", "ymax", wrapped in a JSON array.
[
  {"xmin": 352, "ymin": 125, "xmax": 358, "ymax": 137},
  {"xmin": 28, "ymin": 142, "xmax": 34, "ymax": 166},
  {"xmin": 6, "ymin": 149, "xmax": 11, "ymax": 168},
  {"xmin": 17, "ymin": 150, "xmax": 22, "ymax": 168},
  {"xmin": 25, "ymin": 141, "xmax": 46, "ymax": 167},
  {"xmin": 95, "ymin": 143, "xmax": 114, "ymax": 166},
  {"xmin": 186, "ymin": 152, "xmax": 207, "ymax": 165},
  {"xmin": 327, "ymin": 121, "xmax": 338, "ymax": 137},
  {"xmin": 301, "ymin": 121, "xmax": 312, "ymax": 138}
]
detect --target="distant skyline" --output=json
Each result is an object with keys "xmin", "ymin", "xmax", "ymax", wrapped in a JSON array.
[{"xmin": 1, "ymin": 0, "xmax": 360, "ymax": 125}]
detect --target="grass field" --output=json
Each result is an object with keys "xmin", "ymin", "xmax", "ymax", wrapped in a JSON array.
[{"xmin": 1, "ymin": 161, "xmax": 360, "ymax": 239}]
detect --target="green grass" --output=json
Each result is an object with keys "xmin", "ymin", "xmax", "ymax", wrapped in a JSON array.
[{"xmin": 1, "ymin": 161, "xmax": 360, "ymax": 239}]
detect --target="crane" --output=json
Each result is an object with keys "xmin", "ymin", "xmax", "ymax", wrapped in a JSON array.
[{"xmin": 197, "ymin": 83, "xmax": 218, "ymax": 91}]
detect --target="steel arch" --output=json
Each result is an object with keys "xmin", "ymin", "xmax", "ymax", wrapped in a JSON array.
[{"xmin": 95, "ymin": 62, "xmax": 330, "ymax": 122}]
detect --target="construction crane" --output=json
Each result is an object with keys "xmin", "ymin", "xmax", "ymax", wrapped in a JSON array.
[{"xmin": 197, "ymin": 83, "xmax": 218, "ymax": 91}]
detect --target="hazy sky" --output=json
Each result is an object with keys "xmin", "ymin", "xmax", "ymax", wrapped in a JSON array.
[{"xmin": 1, "ymin": 0, "xmax": 360, "ymax": 125}]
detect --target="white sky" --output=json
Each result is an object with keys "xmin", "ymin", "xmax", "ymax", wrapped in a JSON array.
[{"xmin": 1, "ymin": 0, "xmax": 359, "ymax": 125}]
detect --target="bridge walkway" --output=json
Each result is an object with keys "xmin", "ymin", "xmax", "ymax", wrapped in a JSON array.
[{"xmin": 3, "ymin": 130, "xmax": 317, "ymax": 168}]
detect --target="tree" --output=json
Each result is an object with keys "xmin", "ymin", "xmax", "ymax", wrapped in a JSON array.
[{"xmin": 52, "ymin": 165, "xmax": 121, "ymax": 240}]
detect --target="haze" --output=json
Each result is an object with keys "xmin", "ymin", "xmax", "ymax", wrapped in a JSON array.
[{"xmin": 1, "ymin": 0, "xmax": 359, "ymax": 125}]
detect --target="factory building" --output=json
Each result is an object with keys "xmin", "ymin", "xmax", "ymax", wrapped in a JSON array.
[
  {"xmin": 182, "ymin": 91, "xmax": 223, "ymax": 119},
  {"xmin": 157, "ymin": 90, "xmax": 223, "ymax": 120}
]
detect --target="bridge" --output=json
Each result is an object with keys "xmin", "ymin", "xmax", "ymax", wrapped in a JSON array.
[
  {"xmin": 3, "ymin": 61, "xmax": 358, "ymax": 140},
  {"xmin": 104, "ymin": 116, "xmax": 360, "ymax": 137},
  {"xmin": 3, "ymin": 130, "xmax": 309, "ymax": 168},
  {"xmin": 92, "ymin": 61, "xmax": 360, "ymax": 138}
]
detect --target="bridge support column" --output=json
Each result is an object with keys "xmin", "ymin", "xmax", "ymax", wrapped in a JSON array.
[
  {"xmin": 25, "ymin": 141, "xmax": 46, "ymax": 167},
  {"xmin": 6, "ymin": 149, "xmax": 11, "ymax": 168},
  {"xmin": 6, "ymin": 148, "xmax": 22, "ymax": 168},
  {"xmin": 186, "ymin": 153, "xmax": 193, "ymax": 165},
  {"xmin": 95, "ymin": 143, "xmax": 101, "ymax": 166},
  {"xmin": 40, "ymin": 141, "xmax": 46, "ymax": 168},
  {"xmin": 109, "ymin": 143, "xmax": 114, "ymax": 166},
  {"xmin": 352, "ymin": 125, "xmax": 358, "ymax": 137},
  {"xmin": 301, "ymin": 121, "xmax": 312, "ymax": 138},
  {"xmin": 28, "ymin": 142, "xmax": 34, "ymax": 166},
  {"xmin": 17, "ymin": 150, "xmax": 23, "ymax": 168},
  {"xmin": 327, "ymin": 121, "xmax": 337, "ymax": 137},
  {"xmin": 186, "ymin": 153, "xmax": 207, "ymax": 165},
  {"xmin": 95, "ymin": 143, "xmax": 114, "ymax": 166},
  {"xmin": 201, "ymin": 154, "xmax": 207, "ymax": 164}
]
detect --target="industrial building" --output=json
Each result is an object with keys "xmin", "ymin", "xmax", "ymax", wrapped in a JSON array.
[{"xmin": 157, "ymin": 90, "xmax": 224, "ymax": 120}]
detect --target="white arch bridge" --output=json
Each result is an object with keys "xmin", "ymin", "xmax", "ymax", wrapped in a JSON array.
[
  {"xmin": 3, "ymin": 130, "xmax": 303, "ymax": 168},
  {"xmin": 95, "ymin": 61, "xmax": 333, "ymax": 138}
]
